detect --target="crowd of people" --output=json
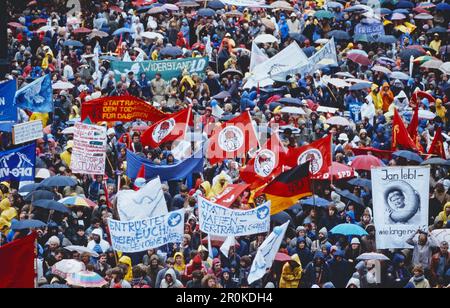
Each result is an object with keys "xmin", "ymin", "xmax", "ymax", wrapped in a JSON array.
[{"xmin": 0, "ymin": 0, "xmax": 449, "ymax": 288}]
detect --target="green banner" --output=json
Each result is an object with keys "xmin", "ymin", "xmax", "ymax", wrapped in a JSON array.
[{"xmin": 111, "ymin": 57, "xmax": 209, "ymax": 81}]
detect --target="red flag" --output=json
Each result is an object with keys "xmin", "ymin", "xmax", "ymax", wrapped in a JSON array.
[
  {"xmin": 407, "ymin": 105, "xmax": 425, "ymax": 153},
  {"xmin": 0, "ymin": 232, "xmax": 36, "ymax": 288},
  {"xmin": 285, "ymin": 134, "xmax": 333, "ymax": 177},
  {"xmin": 241, "ymin": 134, "xmax": 287, "ymax": 190},
  {"xmin": 207, "ymin": 111, "xmax": 259, "ymax": 165},
  {"xmin": 428, "ymin": 127, "xmax": 447, "ymax": 159},
  {"xmin": 392, "ymin": 109, "xmax": 418, "ymax": 151},
  {"xmin": 214, "ymin": 184, "xmax": 250, "ymax": 208},
  {"xmin": 141, "ymin": 108, "xmax": 192, "ymax": 148}
]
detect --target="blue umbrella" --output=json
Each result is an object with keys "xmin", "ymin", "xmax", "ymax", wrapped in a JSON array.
[
  {"xmin": 396, "ymin": 1, "xmax": 414, "ymax": 9},
  {"xmin": 393, "ymin": 8, "xmax": 410, "ymax": 15},
  {"xmin": 328, "ymin": 30, "xmax": 351, "ymax": 41},
  {"xmin": 334, "ymin": 188, "xmax": 364, "ymax": 206},
  {"xmin": 343, "ymin": 7, "xmax": 367, "ymax": 13},
  {"xmin": 63, "ymin": 40, "xmax": 84, "ymax": 48},
  {"xmin": 112, "ymin": 28, "xmax": 134, "ymax": 36},
  {"xmin": 436, "ymin": 3, "xmax": 450, "ymax": 12},
  {"xmin": 377, "ymin": 35, "xmax": 397, "ymax": 44},
  {"xmin": 208, "ymin": 0, "xmax": 225, "ymax": 9},
  {"xmin": 19, "ymin": 183, "xmax": 42, "ymax": 194},
  {"xmin": 420, "ymin": 158, "xmax": 450, "ymax": 166},
  {"xmin": 302, "ymin": 47, "xmax": 316, "ymax": 57},
  {"xmin": 271, "ymin": 211, "xmax": 295, "ymax": 229},
  {"xmin": 278, "ymin": 97, "xmax": 303, "ymax": 107},
  {"xmin": 40, "ymin": 175, "xmax": 78, "ymax": 187},
  {"xmin": 11, "ymin": 219, "xmax": 47, "ymax": 230},
  {"xmin": 198, "ymin": 8, "xmax": 216, "ymax": 17},
  {"xmin": 349, "ymin": 82, "xmax": 372, "ymax": 91},
  {"xmin": 331, "ymin": 223, "xmax": 368, "ymax": 236},
  {"xmin": 24, "ymin": 190, "xmax": 54, "ymax": 202},
  {"xmin": 137, "ymin": 5, "xmax": 153, "ymax": 12},
  {"xmin": 348, "ymin": 178, "xmax": 372, "ymax": 190},
  {"xmin": 160, "ymin": 46, "xmax": 183, "ymax": 57},
  {"xmin": 289, "ymin": 32, "xmax": 307, "ymax": 44},
  {"xmin": 380, "ymin": 8, "xmax": 393, "ymax": 15},
  {"xmin": 33, "ymin": 200, "xmax": 71, "ymax": 214},
  {"xmin": 393, "ymin": 150, "xmax": 423, "ymax": 163},
  {"xmin": 301, "ymin": 197, "xmax": 331, "ymax": 207}
]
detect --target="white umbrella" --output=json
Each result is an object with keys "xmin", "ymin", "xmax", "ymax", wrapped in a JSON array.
[
  {"xmin": 334, "ymin": 72, "xmax": 355, "ymax": 79},
  {"xmin": 326, "ymin": 78, "xmax": 351, "ymax": 88},
  {"xmin": 317, "ymin": 106, "xmax": 339, "ymax": 114},
  {"xmin": 421, "ymin": 59, "xmax": 444, "ymax": 70},
  {"xmin": 372, "ymin": 65, "xmax": 392, "ymax": 75},
  {"xmin": 280, "ymin": 106, "xmax": 306, "ymax": 115},
  {"xmin": 52, "ymin": 81, "xmax": 75, "ymax": 90},
  {"xmin": 326, "ymin": 116, "xmax": 351, "ymax": 126},
  {"xmin": 36, "ymin": 168, "xmax": 51, "ymax": 179},
  {"xmin": 345, "ymin": 78, "xmax": 370, "ymax": 84},
  {"xmin": 315, "ymin": 38, "xmax": 329, "ymax": 45},
  {"xmin": 254, "ymin": 34, "xmax": 278, "ymax": 44},
  {"xmin": 64, "ymin": 245, "xmax": 100, "ymax": 258},
  {"xmin": 440, "ymin": 62, "xmax": 450, "ymax": 75},
  {"xmin": 62, "ymin": 126, "xmax": 75, "ymax": 135},
  {"xmin": 38, "ymin": 25, "xmax": 53, "ymax": 32},
  {"xmin": 389, "ymin": 71, "xmax": 410, "ymax": 80},
  {"xmin": 357, "ymin": 253, "xmax": 390, "ymax": 261},
  {"xmin": 277, "ymin": 125, "xmax": 301, "ymax": 134},
  {"xmin": 141, "ymin": 31, "xmax": 164, "ymax": 40},
  {"xmin": 52, "ymin": 259, "xmax": 85, "ymax": 279},
  {"xmin": 418, "ymin": 109, "xmax": 436, "ymax": 120}
]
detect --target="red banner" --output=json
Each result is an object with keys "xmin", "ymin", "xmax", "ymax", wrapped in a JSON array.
[{"xmin": 81, "ymin": 95, "xmax": 167, "ymax": 123}]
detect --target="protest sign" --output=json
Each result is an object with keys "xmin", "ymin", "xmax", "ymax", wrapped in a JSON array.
[
  {"xmin": 111, "ymin": 57, "xmax": 209, "ymax": 82},
  {"xmin": 198, "ymin": 196, "xmax": 271, "ymax": 236},
  {"xmin": 12, "ymin": 120, "xmax": 43, "ymax": 145},
  {"xmin": 372, "ymin": 166, "xmax": 430, "ymax": 249},
  {"xmin": 80, "ymin": 95, "xmax": 166, "ymax": 123},
  {"xmin": 70, "ymin": 122, "xmax": 107, "ymax": 175},
  {"xmin": 108, "ymin": 209, "xmax": 185, "ymax": 253},
  {"xmin": 116, "ymin": 177, "xmax": 168, "ymax": 221},
  {"xmin": 14, "ymin": 74, "xmax": 53, "ymax": 113},
  {"xmin": 355, "ymin": 21, "xmax": 385, "ymax": 38},
  {"xmin": 0, "ymin": 80, "xmax": 17, "ymax": 122},
  {"xmin": 0, "ymin": 143, "xmax": 35, "ymax": 182}
]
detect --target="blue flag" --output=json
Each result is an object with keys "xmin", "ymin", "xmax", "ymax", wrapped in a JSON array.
[
  {"xmin": 0, "ymin": 80, "xmax": 17, "ymax": 122},
  {"xmin": 14, "ymin": 74, "xmax": 53, "ymax": 113},
  {"xmin": 0, "ymin": 143, "xmax": 36, "ymax": 182},
  {"xmin": 126, "ymin": 149, "xmax": 204, "ymax": 182}
]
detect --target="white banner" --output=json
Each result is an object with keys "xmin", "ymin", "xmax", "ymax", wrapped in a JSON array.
[
  {"xmin": 108, "ymin": 209, "xmax": 185, "ymax": 253},
  {"xmin": 116, "ymin": 177, "xmax": 168, "ymax": 221},
  {"xmin": 70, "ymin": 122, "xmax": 106, "ymax": 175},
  {"xmin": 12, "ymin": 120, "xmax": 43, "ymax": 145},
  {"xmin": 198, "ymin": 196, "xmax": 271, "ymax": 236},
  {"xmin": 431, "ymin": 229, "xmax": 450, "ymax": 250},
  {"xmin": 372, "ymin": 166, "xmax": 430, "ymax": 249},
  {"xmin": 220, "ymin": 0, "xmax": 269, "ymax": 7}
]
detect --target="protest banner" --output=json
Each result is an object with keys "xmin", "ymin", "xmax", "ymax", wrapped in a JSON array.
[
  {"xmin": 116, "ymin": 177, "xmax": 168, "ymax": 221},
  {"xmin": 70, "ymin": 122, "xmax": 107, "ymax": 175},
  {"xmin": 80, "ymin": 95, "xmax": 166, "ymax": 123},
  {"xmin": 371, "ymin": 166, "xmax": 430, "ymax": 249},
  {"xmin": 0, "ymin": 79, "xmax": 17, "ymax": 122},
  {"xmin": 431, "ymin": 229, "xmax": 450, "ymax": 249},
  {"xmin": 12, "ymin": 120, "xmax": 43, "ymax": 145},
  {"xmin": 14, "ymin": 74, "xmax": 53, "ymax": 113},
  {"xmin": 108, "ymin": 209, "xmax": 185, "ymax": 253},
  {"xmin": 355, "ymin": 21, "xmax": 385, "ymax": 38},
  {"xmin": 0, "ymin": 143, "xmax": 35, "ymax": 182},
  {"xmin": 111, "ymin": 57, "xmax": 209, "ymax": 82},
  {"xmin": 198, "ymin": 196, "xmax": 271, "ymax": 236}
]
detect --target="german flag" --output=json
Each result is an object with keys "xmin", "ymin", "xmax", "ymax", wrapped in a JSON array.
[{"xmin": 263, "ymin": 162, "xmax": 313, "ymax": 215}]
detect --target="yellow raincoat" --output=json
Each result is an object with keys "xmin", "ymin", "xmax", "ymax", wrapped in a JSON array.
[
  {"xmin": 200, "ymin": 182, "xmax": 214, "ymax": 199},
  {"xmin": 30, "ymin": 112, "xmax": 49, "ymax": 127},
  {"xmin": 438, "ymin": 202, "xmax": 450, "ymax": 225},
  {"xmin": 211, "ymin": 173, "xmax": 230, "ymax": 196},
  {"xmin": 174, "ymin": 252, "xmax": 186, "ymax": 273},
  {"xmin": 435, "ymin": 99, "xmax": 447, "ymax": 123},
  {"xmin": 279, "ymin": 254, "xmax": 303, "ymax": 288},
  {"xmin": 118, "ymin": 256, "xmax": 133, "ymax": 282}
]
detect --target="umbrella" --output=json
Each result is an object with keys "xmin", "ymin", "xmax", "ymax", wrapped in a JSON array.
[
  {"xmin": 221, "ymin": 69, "xmax": 243, "ymax": 78},
  {"xmin": 327, "ymin": 1, "xmax": 344, "ymax": 9},
  {"xmin": 254, "ymin": 34, "xmax": 278, "ymax": 44},
  {"xmin": 141, "ymin": 32, "xmax": 164, "ymax": 40},
  {"xmin": 160, "ymin": 46, "xmax": 183, "ymax": 57},
  {"xmin": 112, "ymin": 28, "xmax": 134, "ymax": 36},
  {"xmin": 88, "ymin": 30, "xmax": 109, "ymax": 39},
  {"xmin": 372, "ymin": 65, "xmax": 392, "ymax": 75},
  {"xmin": 109, "ymin": 5, "xmax": 123, "ymax": 13},
  {"xmin": 197, "ymin": 8, "xmax": 216, "ymax": 17},
  {"xmin": 207, "ymin": 0, "xmax": 225, "ymax": 9},
  {"xmin": 99, "ymin": 55, "xmax": 119, "ymax": 61},
  {"xmin": 175, "ymin": 1, "xmax": 199, "ymax": 7},
  {"xmin": 32, "ymin": 18, "xmax": 48, "ymax": 24},
  {"xmin": 19, "ymin": 183, "xmax": 42, "ymax": 194},
  {"xmin": 389, "ymin": 71, "xmax": 410, "ymax": 80},
  {"xmin": 278, "ymin": 97, "xmax": 303, "ymax": 107},
  {"xmin": 436, "ymin": 3, "xmax": 450, "ymax": 11},
  {"xmin": 24, "ymin": 190, "xmax": 54, "ymax": 202},
  {"xmin": 271, "ymin": 211, "xmax": 295, "ymax": 229},
  {"xmin": 274, "ymin": 252, "xmax": 291, "ymax": 262},
  {"xmin": 391, "ymin": 13, "xmax": 406, "ymax": 20},
  {"xmin": 357, "ymin": 253, "xmax": 390, "ymax": 261},
  {"xmin": 212, "ymin": 91, "xmax": 231, "ymax": 100},
  {"xmin": 414, "ymin": 55, "xmax": 436, "ymax": 65},
  {"xmin": 427, "ymin": 26, "xmax": 447, "ymax": 34},
  {"xmin": 326, "ymin": 77, "xmax": 351, "ymax": 88},
  {"xmin": 350, "ymin": 154, "xmax": 384, "ymax": 170},
  {"xmin": 59, "ymin": 196, "xmax": 97, "ymax": 208},
  {"xmin": 11, "ymin": 219, "xmax": 47, "ymax": 230},
  {"xmin": 315, "ymin": 10, "xmax": 335, "ymax": 20},
  {"xmin": 335, "ymin": 72, "xmax": 355, "ymax": 79},
  {"xmin": 162, "ymin": 3, "xmax": 179, "ymax": 11},
  {"xmin": 315, "ymin": 38, "xmax": 330, "ymax": 45},
  {"xmin": 420, "ymin": 158, "xmax": 450, "ymax": 166},
  {"xmin": 52, "ymin": 260, "xmax": 86, "ymax": 279},
  {"xmin": 40, "ymin": 175, "xmax": 77, "ymax": 187},
  {"xmin": 347, "ymin": 53, "xmax": 371, "ymax": 66},
  {"xmin": 396, "ymin": 1, "xmax": 414, "ymax": 9},
  {"xmin": 52, "ymin": 81, "xmax": 75, "ymax": 90},
  {"xmin": 399, "ymin": 49, "xmax": 425, "ymax": 61},
  {"xmin": 422, "ymin": 59, "xmax": 444, "ymax": 70},
  {"xmin": 380, "ymin": 8, "xmax": 393, "ymax": 15},
  {"xmin": 261, "ymin": 18, "xmax": 275, "ymax": 30},
  {"xmin": 414, "ymin": 13, "xmax": 433, "ymax": 20},
  {"xmin": 289, "ymin": 32, "xmax": 307, "ymax": 44},
  {"xmin": 64, "ymin": 246, "xmax": 99, "ymax": 257},
  {"xmin": 330, "ymin": 224, "xmax": 368, "ymax": 236},
  {"xmin": 73, "ymin": 27, "xmax": 92, "ymax": 34},
  {"xmin": 348, "ymin": 178, "xmax": 372, "ymax": 189},
  {"xmin": 301, "ymin": 196, "xmax": 331, "ymax": 207},
  {"xmin": 277, "ymin": 125, "xmax": 301, "ymax": 135},
  {"xmin": 315, "ymin": 162, "xmax": 356, "ymax": 181},
  {"xmin": 377, "ymin": 57, "xmax": 396, "ymax": 66},
  {"xmin": 33, "ymin": 200, "xmax": 71, "ymax": 214},
  {"xmin": 334, "ymin": 188, "xmax": 364, "ymax": 206},
  {"xmin": 343, "ymin": 7, "xmax": 367, "ymax": 13},
  {"xmin": 63, "ymin": 40, "xmax": 84, "ymax": 48},
  {"xmin": 348, "ymin": 49, "xmax": 369, "ymax": 57},
  {"xmin": 270, "ymin": 1, "xmax": 293, "ymax": 11},
  {"xmin": 349, "ymin": 82, "xmax": 372, "ymax": 91},
  {"xmin": 393, "ymin": 150, "xmax": 423, "ymax": 163},
  {"xmin": 376, "ymin": 35, "xmax": 397, "ymax": 44},
  {"xmin": 148, "ymin": 7, "xmax": 167, "ymax": 14},
  {"xmin": 328, "ymin": 30, "xmax": 351, "ymax": 41},
  {"xmin": 66, "ymin": 271, "xmax": 107, "ymax": 288},
  {"xmin": 8, "ymin": 22, "xmax": 25, "ymax": 29},
  {"xmin": 326, "ymin": 116, "xmax": 351, "ymax": 126},
  {"xmin": 225, "ymin": 10, "xmax": 243, "ymax": 18},
  {"xmin": 37, "ymin": 25, "xmax": 53, "ymax": 33},
  {"xmin": 440, "ymin": 62, "xmax": 450, "ymax": 75},
  {"xmin": 280, "ymin": 107, "xmax": 306, "ymax": 115}
]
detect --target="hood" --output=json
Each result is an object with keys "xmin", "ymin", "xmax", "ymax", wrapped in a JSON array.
[
  {"xmin": 165, "ymin": 268, "xmax": 177, "ymax": 281},
  {"xmin": 174, "ymin": 252, "xmax": 185, "ymax": 263},
  {"xmin": 193, "ymin": 254, "xmax": 203, "ymax": 266},
  {"xmin": 319, "ymin": 227, "xmax": 328, "ymax": 238},
  {"xmin": 393, "ymin": 253, "xmax": 405, "ymax": 266},
  {"xmin": 291, "ymin": 254, "xmax": 302, "ymax": 266},
  {"xmin": 119, "ymin": 256, "xmax": 132, "ymax": 268},
  {"xmin": 150, "ymin": 254, "xmax": 160, "ymax": 265},
  {"xmin": 314, "ymin": 251, "xmax": 325, "ymax": 261},
  {"xmin": 200, "ymin": 181, "xmax": 213, "ymax": 197},
  {"xmin": 346, "ymin": 277, "xmax": 361, "ymax": 288},
  {"xmin": 212, "ymin": 258, "xmax": 221, "ymax": 267},
  {"xmin": 382, "ymin": 82, "xmax": 390, "ymax": 90},
  {"xmin": 0, "ymin": 198, "xmax": 11, "ymax": 211},
  {"xmin": 91, "ymin": 228, "xmax": 103, "ymax": 238}
]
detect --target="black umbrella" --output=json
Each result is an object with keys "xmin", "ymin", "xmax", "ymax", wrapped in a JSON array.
[
  {"xmin": 398, "ymin": 49, "xmax": 425, "ymax": 60},
  {"xmin": 33, "ymin": 200, "xmax": 71, "ymax": 214},
  {"xmin": 420, "ymin": 158, "xmax": 450, "ymax": 166},
  {"xmin": 393, "ymin": 150, "xmax": 423, "ymax": 163},
  {"xmin": 160, "ymin": 46, "xmax": 183, "ymax": 57},
  {"xmin": 343, "ymin": 7, "xmax": 367, "ymax": 13},
  {"xmin": 40, "ymin": 176, "xmax": 77, "ymax": 187},
  {"xmin": 328, "ymin": 30, "xmax": 351, "ymax": 41},
  {"xmin": 334, "ymin": 188, "xmax": 364, "ymax": 206},
  {"xmin": 208, "ymin": 0, "xmax": 225, "ymax": 9},
  {"xmin": 278, "ymin": 97, "xmax": 303, "ymax": 107},
  {"xmin": 198, "ymin": 8, "xmax": 216, "ymax": 17},
  {"xmin": 427, "ymin": 26, "xmax": 447, "ymax": 34},
  {"xmin": 11, "ymin": 219, "xmax": 47, "ymax": 230},
  {"xmin": 271, "ymin": 211, "xmax": 295, "ymax": 229},
  {"xmin": 221, "ymin": 69, "xmax": 243, "ymax": 78},
  {"xmin": 24, "ymin": 190, "xmax": 54, "ymax": 202},
  {"xmin": 289, "ymin": 32, "xmax": 307, "ymax": 44}
]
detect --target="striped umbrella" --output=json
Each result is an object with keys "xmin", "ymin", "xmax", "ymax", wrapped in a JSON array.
[
  {"xmin": 66, "ymin": 271, "xmax": 107, "ymax": 288},
  {"xmin": 59, "ymin": 196, "xmax": 97, "ymax": 208}
]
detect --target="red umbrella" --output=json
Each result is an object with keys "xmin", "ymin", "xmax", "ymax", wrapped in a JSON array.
[
  {"xmin": 314, "ymin": 162, "xmax": 355, "ymax": 180},
  {"xmin": 27, "ymin": 0, "xmax": 37, "ymax": 6},
  {"xmin": 73, "ymin": 27, "xmax": 92, "ymax": 34},
  {"xmin": 8, "ymin": 22, "xmax": 25, "ymax": 29},
  {"xmin": 110, "ymin": 5, "xmax": 124, "ymax": 13},
  {"xmin": 347, "ymin": 53, "xmax": 371, "ymax": 66},
  {"xmin": 32, "ymin": 18, "xmax": 48, "ymax": 25},
  {"xmin": 352, "ymin": 147, "xmax": 393, "ymax": 161},
  {"xmin": 274, "ymin": 252, "xmax": 291, "ymax": 262},
  {"xmin": 350, "ymin": 155, "xmax": 384, "ymax": 170}
]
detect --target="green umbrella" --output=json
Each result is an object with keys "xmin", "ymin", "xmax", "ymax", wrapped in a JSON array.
[{"xmin": 314, "ymin": 10, "xmax": 335, "ymax": 20}]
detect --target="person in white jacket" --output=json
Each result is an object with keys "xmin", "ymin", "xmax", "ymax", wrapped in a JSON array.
[{"xmin": 361, "ymin": 95, "xmax": 376, "ymax": 126}]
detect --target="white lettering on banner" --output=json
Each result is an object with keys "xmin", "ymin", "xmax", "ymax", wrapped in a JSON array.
[
  {"xmin": 107, "ymin": 209, "xmax": 185, "ymax": 253},
  {"xmin": 198, "ymin": 196, "xmax": 271, "ymax": 236},
  {"xmin": 0, "ymin": 97, "xmax": 5, "ymax": 106},
  {"xmin": 70, "ymin": 122, "xmax": 107, "ymax": 175},
  {"xmin": 0, "ymin": 151, "xmax": 34, "ymax": 178},
  {"xmin": 371, "ymin": 166, "xmax": 430, "ymax": 249},
  {"xmin": 12, "ymin": 120, "xmax": 44, "ymax": 145}
]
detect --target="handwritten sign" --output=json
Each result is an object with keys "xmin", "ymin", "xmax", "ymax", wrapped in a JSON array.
[{"xmin": 12, "ymin": 120, "xmax": 43, "ymax": 145}]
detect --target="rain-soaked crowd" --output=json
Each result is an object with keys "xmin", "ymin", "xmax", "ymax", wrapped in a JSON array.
[{"xmin": 0, "ymin": 0, "xmax": 449, "ymax": 288}]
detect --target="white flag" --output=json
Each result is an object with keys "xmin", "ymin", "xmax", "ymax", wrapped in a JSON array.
[
  {"xmin": 220, "ymin": 236, "xmax": 235, "ymax": 258},
  {"xmin": 248, "ymin": 221, "xmax": 289, "ymax": 284},
  {"xmin": 123, "ymin": 51, "xmax": 132, "ymax": 62},
  {"xmin": 116, "ymin": 177, "xmax": 168, "ymax": 221},
  {"xmin": 250, "ymin": 42, "xmax": 269, "ymax": 72}
]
